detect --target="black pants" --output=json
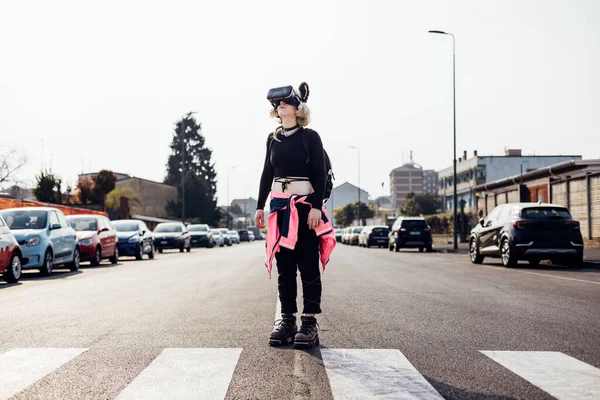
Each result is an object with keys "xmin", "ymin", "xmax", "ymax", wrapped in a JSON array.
[{"xmin": 275, "ymin": 203, "xmax": 322, "ymax": 315}]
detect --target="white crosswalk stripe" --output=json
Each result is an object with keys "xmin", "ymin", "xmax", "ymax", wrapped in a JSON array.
[
  {"xmin": 321, "ymin": 349, "xmax": 444, "ymax": 399},
  {"xmin": 481, "ymin": 351, "xmax": 600, "ymax": 400},
  {"xmin": 114, "ymin": 348, "xmax": 242, "ymax": 400},
  {"xmin": 0, "ymin": 347, "xmax": 87, "ymax": 400},
  {"xmin": 1, "ymin": 347, "xmax": 600, "ymax": 399}
]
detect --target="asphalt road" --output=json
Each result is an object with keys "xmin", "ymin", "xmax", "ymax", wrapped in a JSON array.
[{"xmin": 1, "ymin": 241, "xmax": 599, "ymax": 399}]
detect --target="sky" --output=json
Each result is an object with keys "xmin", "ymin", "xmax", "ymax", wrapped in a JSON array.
[{"xmin": 1, "ymin": 0, "xmax": 599, "ymax": 207}]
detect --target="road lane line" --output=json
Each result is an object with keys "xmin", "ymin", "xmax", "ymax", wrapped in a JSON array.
[
  {"xmin": 512, "ymin": 270, "xmax": 600, "ymax": 285},
  {"xmin": 0, "ymin": 348, "xmax": 87, "ymax": 400},
  {"xmin": 114, "ymin": 348, "xmax": 242, "ymax": 400},
  {"xmin": 321, "ymin": 349, "xmax": 444, "ymax": 399},
  {"xmin": 481, "ymin": 351, "xmax": 600, "ymax": 400}
]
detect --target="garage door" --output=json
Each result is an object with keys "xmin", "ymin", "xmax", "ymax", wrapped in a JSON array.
[
  {"xmin": 507, "ymin": 190, "xmax": 519, "ymax": 203},
  {"xmin": 552, "ymin": 182, "xmax": 567, "ymax": 207},
  {"xmin": 496, "ymin": 192, "xmax": 506, "ymax": 205},
  {"xmin": 568, "ymin": 178, "xmax": 587, "ymax": 238}
]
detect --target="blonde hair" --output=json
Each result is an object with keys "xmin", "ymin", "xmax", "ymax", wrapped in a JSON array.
[{"xmin": 270, "ymin": 103, "xmax": 311, "ymax": 141}]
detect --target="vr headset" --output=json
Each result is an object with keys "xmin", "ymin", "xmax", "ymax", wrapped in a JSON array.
[{"xmin": 267, "ymin": 85, "xmax": 301, "ymax": 109}]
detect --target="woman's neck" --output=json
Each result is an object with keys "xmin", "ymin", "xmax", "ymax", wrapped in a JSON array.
[{"xmin": 281, "ymin": 117, "xmax": 297, "ymax": 129}]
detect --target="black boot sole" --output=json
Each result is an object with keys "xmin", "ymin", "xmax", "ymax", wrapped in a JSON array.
[
  {"xmin": 269, "ymin": 335, "xmax": 295, "ymax": 347},
  {"xmin": 294, "ymin": 335, "xmax": 320, "ymax": 349}
]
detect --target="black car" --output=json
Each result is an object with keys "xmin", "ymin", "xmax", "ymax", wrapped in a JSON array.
[
  {"xmin": 188, "ymin": 224, "xmax": 214, "ymax": 248},
  {"xmin": 238, "ymin": 229, "xmax": 252, "ymax": 242},
  {"xmin": 153, "ymin": 222, "xmax": 191, "ymax": 253},
  {"xmin": 470, "ymin": 203, "xmax": 584, "ymax": 267},
  {"xmin": 388, "ymin": 217, "xmax": 432, "ymax": 252},
  {"xmin": 362, "ymin": 225, "xmax": 390, "ymax": 248}
]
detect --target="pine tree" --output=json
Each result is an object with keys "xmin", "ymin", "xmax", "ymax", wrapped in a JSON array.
[
  {"xmin": 165, "ymin": 113, "xmax": 219, "ymax": 225},
  {"xmin": 33, "ymin": 170, "xmax": 62, "ymax": 204}
]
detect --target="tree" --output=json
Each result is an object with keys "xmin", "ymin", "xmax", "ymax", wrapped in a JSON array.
[
  {"xmin": 92, "ymin": 170, "xmax": 117, "ymax": 210},
  {"xmin": 106, "ymin": 187, "xmax": 142, "ymax": 214},
  {"xmin": 164, "ymin": 113, "xmax": 219, "ymax": 225},
  {"xmin": 76, "ymin": 177, "xmax": 97, "ymax": 204},
  {"xmin": 0, "ymin": 148, "xmax": 27, "ymax": 187},
  {"xmin": 400, "ymin": 193, "xmax": 442, "ymax": 216},
  {"xmin": 33, "ymin": 170, "xmax": 62, "ymax": 204},
  {"xmin": 333, "ymin": 201, "xmax": 374, "ymax": 227}
]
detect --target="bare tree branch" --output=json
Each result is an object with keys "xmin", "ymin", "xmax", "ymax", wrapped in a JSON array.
[{"xmin": 0, "ymin": 148, "xmax": 27, "ymax": 187}]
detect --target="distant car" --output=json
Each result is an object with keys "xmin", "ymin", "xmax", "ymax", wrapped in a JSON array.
[
  {"xmin": 188, "ymin": 224, "xmax": 214, "ymax": 248},
  {"xmin": 469, "ymin": 203, "xmax": 584, "ymax": 267},
  {"xmin": 0, "ymin": 215, "xmax": 23, "ymax": 283},
  {"xmin": 248, "ymin": 231, "xmax": 255, "ymax": 241},
  {"xmin": 153, "ymin": 222, "xmax": 191, "ymax": 253},
  {"xmin": 210, "ymin": 229, "xmax": 224, "ymax": 247},
  {"xmin": 0, "ymin": 207, "xmax": 81, "ymax": 276},
  {"xmin": 341, "ymin": 227, "xmax": 353, "ymax": 244},
  {"xmin": 229, "ymin": 230, "xmax": 240, "ymax": 244},
  {"xmin": 238, "ymin": 229, "xmax": 251, "ymax": 242},
  {"xmin": 360, "ymin": 225, "xmax": 390, "ymax": 248},
  {"xmin": 247, "ymin": 226, "xmax": 263, "ymax": 240},
  {"xmin": 349, "ymin": 226, "xmax": 362, "ymax": 246},
  {"xmin": 388, "ymin": 217, "xmax": 432, "ymax": 252},
  {"xmin": 219, "ymin": 228, "xmax": 233, "ymax": 246},
  {"xmin": 112, "ymin": 219, "xmax": 155, "ymax": 260},
  {"xmin": 335, "ymin": 229, "xmax": 343, "ymax": 242},
  {"xmin": 66, "ymin": 214, "xmax": 119, "ymax": 266}
]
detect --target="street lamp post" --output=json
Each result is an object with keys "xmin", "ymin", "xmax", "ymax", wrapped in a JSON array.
[
  {"xmin": 429, "ymin": 30, "xmax": 458, "ymax": 250},
  {"xmin": 349, "ymin": 146, "xmax": 360, "ymax": 226},
  {"xmin": 227, "ymin": 166, "xmax": 236, "ymax": 229}
]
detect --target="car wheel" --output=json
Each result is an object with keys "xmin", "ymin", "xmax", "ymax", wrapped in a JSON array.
[
  {"xmin": 419, "ymin": 247, "xmax": 424, "ymax": 253},
  {"xmin": 40, "ymin": 249, "xmax": 53, "ymax": 276},
  {"xmin": 567, "ymin": 253, "xmax": 584, "ymax": 269},
  {"xmin": 158, "ymin": 249, "xmax": 163, "ymax": 253},
  {"xmin": 179, "ymin": 245, "xmax": 185, "ymax": 253},
  {"xmin": 426, "ymin": 245, "xmax": 433, "ymax": 253},
  {"xmin": 91, "ymin": 246, "xmax": 101, "ymax": 266},
  {"xmin": 186, "ymin": 245, "xmax": 191, "ymax": 253},
  {"xmin": 501, "ymin": 238, "xmax": 517, "ymax": 267},
  {"xmin": 110, "ymin": 247, "xmax": 119, "ymax": 264},
  {"xmin": 148, "ymin": 244, "xmax": 155, "ymax": 259},
  {"xmin": 4, "ymin": 252, "xmax": 22, "ymax": 283},
  {"xmin": 69, "ymin": 247, "xmax": 80, "ymax": 272},
  {"xmin": 136, "ymin": 244, "xmax": 144, "ymax": 260},
  {"xmin": 388, "ymin": 243, "xmax": 393, "ymax": 251},
  {"xmin": 395, "ymin": 242, "xmax": 400, "ymax": 252},
  {"xmin": 528, "ymin": 259, "xmax": 540, "ymax": 266},
  {"xmin": 469, "ymin": 238, "xmax": 484, "ymax": 264}
]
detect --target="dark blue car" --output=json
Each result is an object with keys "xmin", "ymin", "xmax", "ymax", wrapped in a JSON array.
[{"xmin": 112, "ymin": 219, "xmax": 155, "ymax": 260}]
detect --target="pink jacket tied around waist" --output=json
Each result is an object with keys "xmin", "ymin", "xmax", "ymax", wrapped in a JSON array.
[{"xmin": 265, "ymin": 191, "xmax": 336, "ymax": 278}]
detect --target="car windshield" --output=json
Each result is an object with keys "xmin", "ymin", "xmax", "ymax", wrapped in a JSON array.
[
  {"xmin": 372, "ymin": 227, "xmax": 390, "ymax": 234},
  {"xmin": 112, "ymin": 221, "xmax": 139, "ymax": 232},
  {"xmin": 353, "ymin": 227, "xmax": 363, "ymax": 233},
  {"xmin": 188, "ymin": 225, "xmax": 208, "ymax": 232},
  {"xmin": 155, "ymin": 224, "xmax": 182, "ymax": 232},
  {"xmin": 211, "ymin": 229, "xmax": 221, "ymax": 234},
  {"xmin": 522, "ymin": 207, "xmax": 572, "ymax": 220},
  {"xmin": 401, "ymin": 220, "xmax": 428, "ymax": 229},
  {"xmin": 0, "ymin": 210, "xmax": 47, "ymax": 230},
  {"xmin": 68, "ymin": 217, "xmax": 97, "ymax": 231},
  {"xmin": 220, "ymin": 229, "xmax": 228, "ymax": 234}
]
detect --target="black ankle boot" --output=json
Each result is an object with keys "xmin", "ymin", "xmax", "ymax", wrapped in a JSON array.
[
  {"xmin": 294, "ymin": 316, "xmax": 319, "ymax": 349},
  {"xmin": 269, "ymin": 314, "xmax": 297, "ymax": 346}
]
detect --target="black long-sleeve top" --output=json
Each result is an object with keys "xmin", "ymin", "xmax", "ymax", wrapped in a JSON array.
[{"xmin": 256, "ymin": 127, "xmax": 326, "ymax": 211}]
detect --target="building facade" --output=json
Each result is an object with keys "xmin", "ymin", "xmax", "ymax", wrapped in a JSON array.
[
  {"xmin": 115, "ymin": 177, "xmax": 177, "ymax": 219},
  {"xmin": 324, "ymin": 182, "xmax": 370, "ymax": 227},
  {"xmin": 438, "ymin": 149, "xmax": 582, "ymax": 211},
  {"xmin": 422, "ymin": 170, "xmax": 439, "ymax": 195},
  {"xmin": 390, "ymin": 163, "xmax": 423, "ymax": 209}
]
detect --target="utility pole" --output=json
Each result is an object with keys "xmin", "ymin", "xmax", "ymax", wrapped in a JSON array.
[{"xmin": 181, "ymin": 118, "xmax": 186, "ymax": 224}]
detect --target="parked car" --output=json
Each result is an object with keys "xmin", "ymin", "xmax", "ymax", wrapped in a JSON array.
[
  {"xmin": 153, "ymin": 222, "xmax": 191, "ymax": 253},
  {"xmin": 335, "ymin": 229, "xmax": 343, "ymax": 242},
  {"xmin": 247, "ymin": 226, "xmax": 264, "ymax": 240},
  {"xmin": 248, "ymin": 231, "xmax": 255, "ymax": 241},
  {"xmin": 229, "ymin": 230, "xmax": 240, "ymax": 244},
  {"xmin": 66, "ymin": 214, "xmax": 118, "ymax": 266},
  {"xmin": 360, "ymin": 225, "xmax": 390, "ymax": 248},
  {"xmin": 238, "ymin": 229, "xmax": 251, "ymax": 242},
  {"xmin": 341, "ymin": 227, "xmax": 353, "ymax": 244},
  {"xmin": 0, "ymin": 215, "xmax": 22, "ymax": 283},
  {"xmin": 389, "ymin": 217, "xmax": 432, "ymax": 252},
  {"xmin": 188, "ymin": 224, "xmax": 214, "ymax": 248},
  {"xmin": 0, "ymin": 207, "xmax": 80, "ymax": 275},
  {"xmin": 112, "ymin": 219, "xmax": 155, "ymax": 260},
  {"xmin": 218, "ymin": 228, "xmax": 232, "ymax": 246},
  {"xmin": 210, "ymin": 229, "xmax": 224, "ymax": 247},
  {"xmin": 348, "ymin": 226, "xmax": 363, "ymax": 246},
  {"xmin": 469, "ymin": 203, "xmax": 584, "ymax": 267}
]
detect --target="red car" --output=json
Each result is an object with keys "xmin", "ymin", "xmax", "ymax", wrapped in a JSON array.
[
  {"xmin": 0, "ymin": 215, "xmax": 22, "ymax": 283},
  {"xmin": 66, "ymin": 214, "xmax": 118, "ymax": 266}
]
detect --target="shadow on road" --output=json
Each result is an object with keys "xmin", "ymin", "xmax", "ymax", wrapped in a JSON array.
[
  {"xmin": 484, "ymin": 261, "xmax": 600, "ymax": 273},
  {"xmin": 425, "ymin": 376, "xmax": 518, "ymax": 400},
  {"xmin": 0, "ymin": 281, "xmax": 24, "ymax": 290},
  {"xmin": 18, "ymin": 270, "xmax": 83, "ymax": 281}
]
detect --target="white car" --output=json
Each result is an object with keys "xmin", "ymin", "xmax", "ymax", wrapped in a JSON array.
[{"xmin": 210, "ymin": 229, "xmax": 224, "ymax": 247}]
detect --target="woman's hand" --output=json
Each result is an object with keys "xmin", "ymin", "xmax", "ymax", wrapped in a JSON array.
[
  {"xmin": 255, "ymin": 210, "xmax": 265, "ymax": 229},
  {"xmin": 307, "ymin": 208, "xmax": 322, "ymax": 230}
]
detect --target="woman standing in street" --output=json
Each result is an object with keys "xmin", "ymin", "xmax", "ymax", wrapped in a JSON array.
[{"xmin": 254, "ymin": 82, "xmax": 335, "ymax": 349}]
